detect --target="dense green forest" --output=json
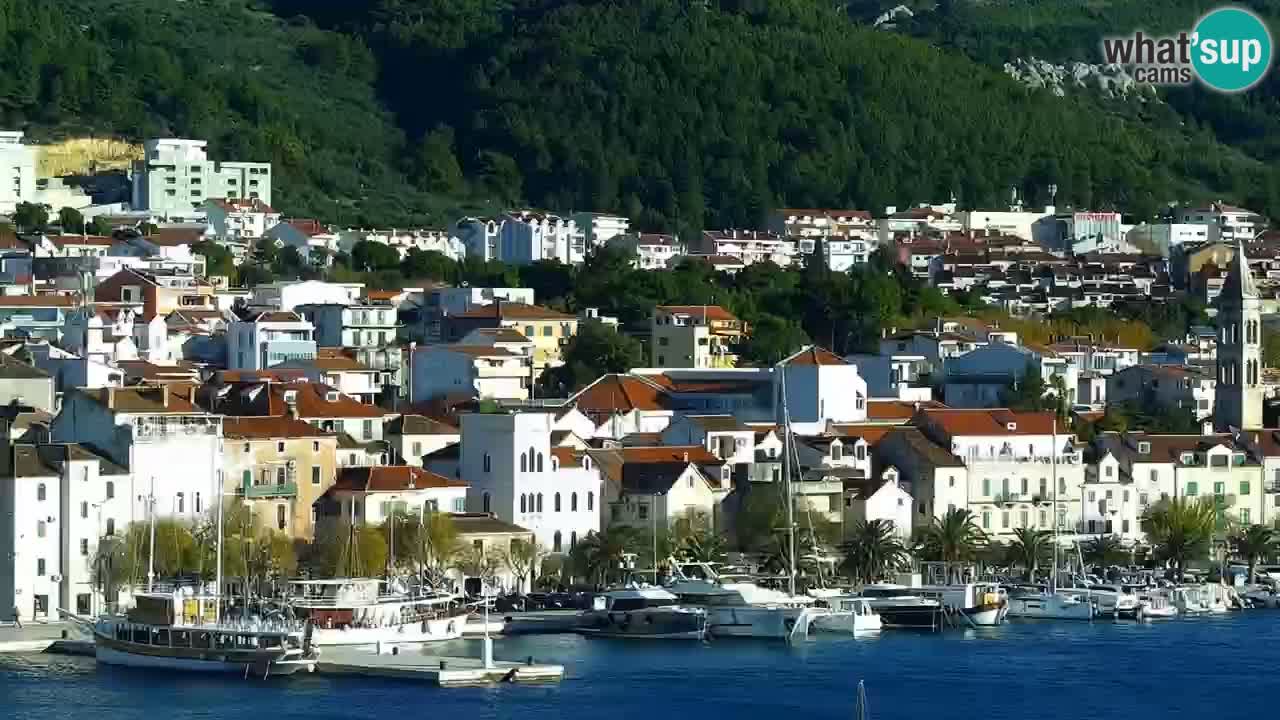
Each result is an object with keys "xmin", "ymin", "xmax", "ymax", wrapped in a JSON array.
[{"xmin": 2, "ymin": 0, "xmax": 1278, "ymax": 231}]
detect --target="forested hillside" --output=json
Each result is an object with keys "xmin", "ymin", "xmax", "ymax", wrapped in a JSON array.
[{"xmin": 2, "ymin": 0, "xmax": 1278, "ymax": 229}]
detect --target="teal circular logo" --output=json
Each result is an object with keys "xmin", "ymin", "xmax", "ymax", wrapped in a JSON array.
[{"xmin": 1192, "ymin": 6, "xmax": 1273, "ymax": 92}]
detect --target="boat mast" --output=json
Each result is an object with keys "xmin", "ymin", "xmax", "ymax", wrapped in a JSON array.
[
  {"xmin": 780, "ymin": 367, "xmax": 797, "ymax": 598},
  {"xmin": 1051, "ymin": 424, "xmax": 1058, "ymax": 594},
  {"xmin": 215, "ymin": 488, "xmax": 224, "ymax": 619},
  {"xmin": 146, "ymin": 476, "xmax": 156, "ymax": 592}
]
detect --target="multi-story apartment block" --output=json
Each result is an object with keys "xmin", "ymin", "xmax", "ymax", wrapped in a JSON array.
[
  {"xmin": 442, "ymin": 301, "xmax": 577, "ymax": 369},
  {"xmin": 227, "ymin": 311, "xmax": 317, "ymax": 371},
  {"xmin": 607, "ymin": 233, "xmax": 683, "ymax": 270},
  {"xmin": 571, "ymin": 212, "xmax": 630, "ymax": 247},
  {"xmin": 1176, "ymin": 203, "xmax": 1267, "ymax": 244},
  {"xmin": 0, "ymin": 442, "xmax": 132, "ymax": 622},
  {"xmin": 131, "ymin": 138, "xmax": 271, "ymax": 216},
  {"xmin": 94, "ymin": 267, "xmax": 218, "ymax": 320},
  {"xmin": 221, "ymin": 416, "xmax": 338, "ymax": 539},
  {"xmin": 401, "ymin": 286, "xmax": 533, "ymax": 344},
  {"xmin": 650, "ymin": 305, "xmax": 745, "ymax": 369},
  {"xmin": 203, "ymin": 198, "xmax": 281, "ymax": 241},
  {"xmin": 0, "ymin": 131, "xmax": 36, "ymax": 215},
  {"xmin": 295, "ymin": 302, "xmax": 401, "ymax": 395}
]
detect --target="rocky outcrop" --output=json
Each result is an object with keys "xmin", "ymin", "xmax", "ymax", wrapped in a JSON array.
[{"xmin": 1003, "ymin": 57, "xmax": 1160, "ymax": 101}]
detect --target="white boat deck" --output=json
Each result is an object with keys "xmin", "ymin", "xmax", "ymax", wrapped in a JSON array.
[{"xmin": 315, "ymin": 645, "xmax": 564, "ymax": 687}]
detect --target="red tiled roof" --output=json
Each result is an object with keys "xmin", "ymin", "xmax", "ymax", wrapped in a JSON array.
[
  {"xmin": 214, "ymin": 381, "xmax": 388, "ymax": 419},
  {"xmin": 453, "ymin": 302, "xmax": 575, "ymax": 321},
  {"xmin": 918, "ymin": 408, "xmax": 1068, "ymax": 437},
  {"xmin": 570, "ymin": 374, "xmax": 668, "ymax": 414},
  {"xmin": 615, "ymin": 445, "xmax": 722, "ymax": 465},
  {"xmin": 781, "ymin": 346, "xmax": 847, "ymax": 366},
  {"xmin": 146, "ymin": 227, "xmax": 205, "ymax": 247},
  {"xmin": 654, "ymin": 305, "xmax": 738, "ymax": 322},
  {"xmin": 210, "ymin": 198, "xmax": 277, "ymax": 214},
  {"xmin": 0, "ymin": 295, "xmax": 77, "ymax": 307},
  {"xmin": 285, "ymin": 219, "xmax": 327, "ymax": 237},
  {"xmin": 866, "ymin": 400, "xmax": 946, "ymax": 421},
  {"xmin": 46, "ymin": 235, "xmax": 113, "ymax": 247},
  {"xmin": 223, "ymin": 416, "xmax": 335, "ymax": 439},
  {"xmin": 551, "ymin": 446, "xmax": 585, "ymax": 468},
  {"xmin": 333, "ymin": 465, "xmax": 467, "ymax": 493}
]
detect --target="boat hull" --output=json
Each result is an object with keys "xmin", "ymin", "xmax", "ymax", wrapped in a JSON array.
[
  {"xmin": 309, "ymin": 614, "xmax": 465, "ymax": 646},
  {"xmin": 1008, "ymin": 594, "xmax": 1094, "ymax": 621},
  {"xmin": 810, "ymin": 613, "xmax": 882, "ymax": 633},
  {"xmin": 579, "ymin": 608, "xmax": 706, "ymax": 640},
  {"xmin": 868, "ymin": 605, "xmax": 943, "ymax": 629},
  {"xmin": 961, "ymin": 602, "xmax": 1008, "ymax": 626},
  {"xmin": 94, "ymin": 642, "xmax": 311, "ymax": 676},
  {"xmin": 705, "ymin": 606, "xmax": 822, "ymax": 639}
]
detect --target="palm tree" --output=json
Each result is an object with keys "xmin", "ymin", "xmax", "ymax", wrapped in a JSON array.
[
  {"xmin": 1082, "ymin": 535, "xmax": 1127, "ymax": 571},
  {"xmin": 839, "ymin": 519, "xmax": 909, "ymax": 585},
  {"xmin": 570, "ymin": 527, "xmax": 638, "ymax": 587},
  {"xmin": 914, "ymin": 508, "xmax": 986, "ymax": 564},
  {"xmin": 1230, "ymin": 524, "xmax": 1276, "ymax": 584},
  {"xmin": 1142, "ymin": 497, "xmax": 1218, "ymax": 581},
  {"xmin": 1007, "ymin": 528, "xmax": 1052, "ymax": 581}
]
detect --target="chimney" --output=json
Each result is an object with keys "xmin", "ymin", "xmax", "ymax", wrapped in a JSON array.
[
  {"xmin": 1202, "ymin": 420, "xmax": 1215, "ymax": 436},
  {"xmin": 161, "ymin": 387, "xmax": 170, "ymax": 408},
  {"xmin": 107, "ymin": 386, "xmax": 116, "ymax": 409},
  {"xmin": 286, "ymin": 397, "xmax": 299, "ymax": 420},
  {"xmin": 682, "ymin": 451, "xmax": 689, "ymax": 463}
]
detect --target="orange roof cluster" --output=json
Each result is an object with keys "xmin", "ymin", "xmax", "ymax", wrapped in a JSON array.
[
  {"xmin": 454, "ymin": 302, "xmax": 575, "ymax": 321},
  {"xmin": 655, "ymin": 305, "xmax": 739, "ymax": 322},
  {"xmin": 333, "ymin": 465, "xmax": 468, "ymax": 493},
  {"xmin": 223, "ymin": 416, "xmax": 335, "ymax": 439},
  {"xmin": 918, "ymin": 408, "xmax": 1067, "ymax": 437},
  {"xmin": 781, "ymin": 346, "xmax": 847, "ymax": 366}
]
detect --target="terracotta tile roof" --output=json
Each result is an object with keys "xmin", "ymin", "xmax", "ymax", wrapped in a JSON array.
[
  {"xmin": 589, "ymin": 445, "xmax": 724, "ymax": 494},
  {"xmin": 216, "ymin": 369, "xmax": 310, "ymax": 383},
  {"xmin": 570, "ymin": 374, "xmax": 668, "ymax": 415},
  {"xmin": 146, "ymin": 227, "xmax": 205, "ymax": 247},
  {"xmin": 212, "ymin": 381, "xmax": 387, "ymax": 419},
  {"xmin": 332, "ymin": 465, "xmax": 468, "ymax": 493},
  {"xmin": 210, "ymin": 198, "xmax": 277, "ymax": 214},
  {"xmin": 918, "ymin": 408, "xmax": 1068, "ymax": 437},
  {"xmin": 247, "ymin": 310, "xmax": 306, "ymax": 323},
  {"xmin": 305, "ymin": 351, "xmax": 371, "ymax": 372},
  {"xmin": 449, "ymin": 513, "xmax": 531, "ymax": 535},
  {"xmin": 386, "ymin": 415, "xmax": 459, "ymax": 436},
  {"xmin": 223, "ymin": 416, "xmax": 335, "ymax": 439},
  {"xmin": 866, "ymin": 400, "xmax": 946, "ymax": 421},
  {"xmin": 284, "ymin": 219, "xmax": 327, "ymax": 237},
  {"xmin": 0, "ymin": 295, "xmax": 76, "ymax": 307},
  {"xmin": 467, "ymin": 327, "xmax": 532, "ymax": 343},
  {"xmin": 827, "ymin": 424, "xmax": 900, "ymax": 446},
  {"xmin": 0, "ymin": 227, "xmax": 27, "ymax": 250},
  {"xmin": 635, "ymin": 233, "xmax": 680, "ymax": 246},
  {"xmin": 115, "ymin": 361, "xmax": 200, "ymax": 383},
  {"xmin": 641, "ymin": 375, "xmax": 764, "ymax": 395},
  {"xmin": 654, "ymin": 305, "xmax": 738, "ymax": 322},
  {"xmin": 438, "ymin": 344, "xmax": 523, "ymax": 358},
  {"xmin": 551, "ymin": 446, "xmax": 585, "ymax": 468},
  {"xmin": 453, "ymin": 302, "xmax": 575, "ymax": 321},
  {"xmin": 685, "ymin": 414, "xmax": 750, "ymax": 432},
  {"xmin": 780, "ymin": 345, "xmax": 847, "ymax": 366},
  {"xmin": 614, "ymin": 445, "xmax": 722, "ymax": 465},
  {"xmin": 78, "ymin": 386, "xmax": 204, "ymax": 415},
  {"xmin": 46, "ymin": 234, "xmax": 113, "ymax": 247}
]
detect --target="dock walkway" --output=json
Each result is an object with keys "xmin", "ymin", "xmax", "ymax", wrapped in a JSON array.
[{"xmin": 316, "ymin": 645, "xmax": 564, "ymax": 686}]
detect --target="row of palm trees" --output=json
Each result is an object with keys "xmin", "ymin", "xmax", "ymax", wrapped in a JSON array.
[{"xmin": 838, "ymin": 499, "xmax": 1280, "ymax": 586}]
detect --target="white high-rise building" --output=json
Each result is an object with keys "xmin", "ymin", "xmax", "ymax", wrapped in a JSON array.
[
  {"xmin": 131, "ymin": 139, "xmax": 271, "ymax": 216},
  {"xmin": 0, "ymin": 131, "xmax": 37, "ymax": 215}
]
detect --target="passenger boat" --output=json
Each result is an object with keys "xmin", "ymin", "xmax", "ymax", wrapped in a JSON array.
[
  {"xmin": 579, "ymin": 586, "xmax": 707, "ymax": 640},
  {"xmin": 89, "ymin": 589, "xmax": 316, "ymax": 676},
  {"xmin": 1006, "ymin": 585, "xmax": 1094, "ymax": 621},
  {"xmin": 851, "ymin": 584, "xmax": 943, "ymax": 629},
  {"xmin": 285, "ymin": 578, "xmax": 469, "ymax": 646},
  {"xmin": 810, "ymin": 597, "xmax": 882, "ymax": 634}
]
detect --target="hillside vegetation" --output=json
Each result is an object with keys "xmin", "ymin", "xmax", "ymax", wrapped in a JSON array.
[{"xmin": 2, "ymin": 0, "xmax": 1278, "ymax": 228}]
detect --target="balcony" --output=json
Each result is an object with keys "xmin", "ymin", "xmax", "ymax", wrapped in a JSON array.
[{"xmin": 241, "ymin": 479, "xmax": 297, "ymax": 499}]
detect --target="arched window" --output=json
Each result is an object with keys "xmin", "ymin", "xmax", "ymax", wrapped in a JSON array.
[
  {"xmin": 536, "ymin": 453, "xmax": 544, "ymax": 473},
  {"xmin": 520, "ymin": 494, "xmax": 527, "ymax": 513},
  {"xmin": 528, "ymin": 447, "xmax": 535, "ymax": 469},
  {"xmin": 571, "ymin": 492, "xmax": 578, "ymax": 511},
  {"xmin": 536, "ymin": 493, "xmax": 544, "ymax": 512},
  {"xmin": 554, "ymin": 492, "xmax": 561, "ymax": 512},
  {"xmin": 37, "ymin": 483, "xmax": 46, "ymax": 501},
  {"xmin": 553, "ymin": 531, "xmax": 562, "ymax": 553},
  {"xmin": 483, "ymin": 453, "xmax": 491, "ymax": 472},
  {"xmin": 570, "ymin": 531, "xmax": 577, "ymax": 549},
  {"xmin": 588, "ymin": 492, "xmax": 594, "ymax": 511},
  {"xmin": 520, "ymin": 453, "xmax": 527, "ymax": 472},
  {"xmin": 483, "ymin": 492, "xmax": 491, "ymax": 513}
]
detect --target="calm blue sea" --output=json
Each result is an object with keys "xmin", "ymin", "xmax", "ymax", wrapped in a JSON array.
[{"xmin": 3, "ymin": 614, "xmax": 1278, "ymax": 720}]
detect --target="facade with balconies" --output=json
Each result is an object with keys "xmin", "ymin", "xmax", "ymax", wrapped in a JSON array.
[
  {"xmin": 221, "ymin": 416, "xmax": 338, "ymax": 540},
  {"xmin": 227, "ymin": 311, "xmax": 317, "ymax": 371},
  {"xmin": 650, "ymin": 305, "xmax": 746, "ymax": 369},
  {"xmin": 296, "ymin": 302, "xmax": 403, "ymax": 396}
]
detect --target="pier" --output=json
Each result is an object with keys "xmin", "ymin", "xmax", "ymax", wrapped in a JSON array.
[{"xmin": 315, "ymin": 645, "xmax": 564, "ymax": 686}]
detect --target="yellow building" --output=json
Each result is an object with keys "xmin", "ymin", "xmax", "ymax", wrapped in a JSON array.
[
  {"xmin": 221, "ymin": 416, "xmax": 339, "ymax": 539},
  {"xmin": 443, "ymin": 301, "xmax": 578, "ymax": 369}
]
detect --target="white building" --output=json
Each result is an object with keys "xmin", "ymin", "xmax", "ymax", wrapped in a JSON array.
[
  {"xmin": 203, "ymin": 198, "xmax": 281, "ymax": 241},
  {"xmin": 0, "ymin": 131, "xmax": 36, "ymax": 215},
  {"xmin": 1106, "ymin": 365, "xmax": 1215, "ymax": 419},
  {"xmin": 338, "ymin": 228, "xmax": 465, "ymax": 261},
  {"xmin": 650, "ymin": 305, "xmax": 745, "ymax": 369},
  {"xmin": 262, "ymin": 219, "xmax": 341, "ymax": 264},
  {"xmin": 411, "ymin": 344, "xmax": 533, "ymax": 403},
  {"xmin": 961, "ymin": 208, "xmax": 1056, "ymax": 242},
  {"xmin": 1214, "ymin": 240, "xmax": 1264, "ymax": 431},
  {"xmin": 571, "ymin": 213, "xmax": 630, "ymax": 247},
  {"xmin": 943, "ymin": 342, "xmax": 1076, "ymax": 409},
  {"xmin": 458, "ymin": 413, "xmax": 600, "ymax": 553},
  {"xmin": 51, "ymin": 386, "xmax": 225, "ymax": 531},
  {"xmin": 608, "ymin": 233, "xmax": 683, "ymax": 270},
  {"xmin": 1176, "ymin": 203, "xmax": 1267, "ymax": 244},
  {"xmin": 227, "ymin": 311, "xmax": 317, "ymax": 371},
  {"xmin": 403, "ymin": 286, "xmax": 534, "ymax": 344},
  {"xmin": 0, "ymin": 442, "xmax": 132, "ymax": 622},
  {"xmin": 496, "ymin": 211, "xmax": 585, "ymax": 265},
  {"xmin": 589, "ymin": 445, "xmax": 729, "ymax": 532},
  {"xmin": 295, "ymin": 302, "xmax": 402, "ymax": 394},
  {"xmin": 250, "ymin": 280, "xmax": 364, "ymax": 312},
  {"xmin": 386, "ymin": 415, "xmax": 460, "ymax": 466},
  {"xmin": 842, "ymin": 465, "xmax": 914, "ymax": 539},
  {"xmin": 776, "ymin": 346, "xmax": 869, "ymax": 435},
  {"xmin": 314, "ymin": 465, "xmax": 468, "ymax": 538},
  {"xmin": 131, "ymin": 139, "xmax": 271, "ymax": 217}
]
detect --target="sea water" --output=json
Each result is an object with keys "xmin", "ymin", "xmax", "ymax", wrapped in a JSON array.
[{"xmin": 2, "ymin": 614, "xmax": 1277, "ymax": 720}]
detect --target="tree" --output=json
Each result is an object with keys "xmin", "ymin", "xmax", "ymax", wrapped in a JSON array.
[
  {"xmin": 455, "ymin": 544, "xmax": 503, "ymax": 591},
  {"xmin": 1007, "ymin": 528, "xmax": 1052, "ymax": 580},
  {"xmin": 89, "ymin": 216, "xmax": 114, "ymax": 237},
  {"xmin": 350, "ymin": 240, "xmax": 401, "ymax": 272},
  {"xmin": 273, "ymin": 245, "xmax": 307, "ymax": 277},
  {"xmin": 1082, "ymin": 535, "xmax": 1128, "ymax": 571},
  {"xmin": 418, "ymin": 512, "xmax": 462, "ymax": 588},
  {"xmin": 12, "ymin": 202, "xmax": 48, "ymax": 233},
  {"xmin": 569, "ymin": 527, "xmax": 640, "ymax": 587},
  {"xmin": 311, "ymin": 525, "xmax": 388, "ymax": 578},
  {"xmin": 1142, "ymin": 497, "xmax": 1218, "ymax": 581},
  {"xmin": 737, "ymin": 313, "xmax": 809, "ymax": 366},
  {"xmin": 733, "ymin": 485, "xmax": 788, "ymax": 554},
  {"xmin": 401, "ymin": 248, "xmax": 457, "ymax": 282},
  {"xmin": 1264, "ymin": 330, "xmax": 1280, "ymax": 369},
  {"xmin": 671, "ymin": 511, "xmax": 726, "ymax": 563},
  {"xmin": 416, "ymin": 125, "xmax": 465, "ymax": 194},
  {"xmin": 1230, "ymin": 525, "xmax": 1276, "ymax": 584},
  {"xmin": 192, "ymin": 240, "xmax": 236, "ymax": 278},
  {"xmin": 537, "ymin": 320, "xmax": 643, "ymax": 396},
  {"xmin": 503, "ymin": 538, "xmax": 545, "ymax": 592},
  {"xmin": 90, "ymin": 534, "xmax": 131, "ymax": 612},
  {"xmin": 839, "ymin": 519, "xmax": 909, "ymax": 585},
  {"xmin": 58, "ymin": 206, "xmax": 84, "ymax": 233},
  {"xmin": 913, "ymin": 508, "xmax": 986, "ymax": 563},
  {"xmin": 1002, "ymin": 363, "xmax": 1049, "ymax": 411}
]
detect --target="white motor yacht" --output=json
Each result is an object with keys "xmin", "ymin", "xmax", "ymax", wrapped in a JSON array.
[
  {"xmin": 579, "ymin": 586, "xmax": 707, "ymax": 640},
  {"xmin": 852, "ymin": 584, "xmax": 943, "ymax": 629},
  {"xmin": 665, "ymin": 562, "xmax": 824, "ymax": 639},
  {"xmin": 915, "ymin": 582, "xmax": 1008, "ymax": 626},
  {"xmin": 1006, "ymin": 585, "xmax": 1094, "ymax": 620},
  {"xmin": 1087, "ymin": 584, "xmax": 1143, "ymax": 618},
  {"xmin": 286, "ymin": 578, "xmax": 468, "ymax": 646},
  {"xmin": 1138, "ymin": 591, "xmax": 1178, "ymax": 618},
  {"xmin": 811, "ymin": 597, "xmax": 882, "ymax": 634}
]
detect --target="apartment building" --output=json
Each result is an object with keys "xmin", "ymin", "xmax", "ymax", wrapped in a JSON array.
[{"xmin": 131, "ymin": 138, "xmax": 271, "ymax": 216}]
